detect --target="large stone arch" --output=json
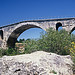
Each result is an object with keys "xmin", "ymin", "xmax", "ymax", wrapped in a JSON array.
[{"xmin": 7, "ymin": 23, "xmax": 44, "ymax": 48}]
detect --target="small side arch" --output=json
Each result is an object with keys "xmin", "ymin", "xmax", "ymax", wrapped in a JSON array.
[
  {"xmin": 0, "ymin": 30, "xmax": 3, "ymax": 39},
  {"xmin": 56, "ymin": 22, "xmax": 62, "ymax": 30}
]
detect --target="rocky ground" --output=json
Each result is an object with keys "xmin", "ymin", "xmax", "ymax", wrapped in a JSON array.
[{"xmin": 0, "ymin": 51, "xmax": 74, "ymax": 75}]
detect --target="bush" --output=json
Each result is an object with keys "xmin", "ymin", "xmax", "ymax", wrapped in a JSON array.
[
  {"xmin": 24, "ymin": 39, "xmax": 39, "ymax": 53},
  {"xmin": 70, "ymin": 42, "xmax": 75, "ymax": 63},
  {"xmin": 23, "ymin": 28, "xmax": 72, "ymax": 55},
  {"xmin": 37, "ymin": 28, "xmax": 71, "ymax": 55},
  {"xmin": 6, "ymin": 48, "xmax": 17, "ymax": 56},
  {"xmin": 0, "ymin": 48, "xmax": 20, "ymax": 57}
]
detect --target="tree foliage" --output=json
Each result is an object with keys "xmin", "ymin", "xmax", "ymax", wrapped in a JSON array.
[
  {"xmin": 37, "ymin": 28, "xmax": 71, "ymax": 55},
  {"xmin": 24, "ymin": 39, "xmax": 38, "ymax": 53},
  {"xmin": 70, "ymin": 42, "xmax": 75, "ymax": 63}
]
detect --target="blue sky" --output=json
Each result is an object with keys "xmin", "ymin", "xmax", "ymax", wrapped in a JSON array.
[
  {"xmin": 18, "ymin": 28, "xmax": 45, "ymax": 40},
  {"xmin": 0, "ymin": 0, "xmax": 75, "ymax": 40}
]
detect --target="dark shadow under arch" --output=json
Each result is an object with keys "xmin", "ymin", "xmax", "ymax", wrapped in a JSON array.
[
  {"xmin": 7, "ymin": 24, "xmax": 42, "ymax": 48},
  {"xmin": 70, "ymin": 27, "xmax": 75, "ymax": 34},
  {"xmin": 56, "ymin": 22, "xmax": 62, "ymax": 30},
  {"xmin": 0, "ymin": 30, "xmax": 3, "ymax": 39}
]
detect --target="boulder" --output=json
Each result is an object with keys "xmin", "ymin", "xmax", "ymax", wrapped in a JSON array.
[{"xmin": 0, "ymin": 51, "xmax": 74, "ymax": 75}]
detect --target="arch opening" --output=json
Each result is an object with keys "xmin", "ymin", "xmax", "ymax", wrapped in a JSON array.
[
  {"xmin": 7, "ymin": 24, "xmax": 45, "ymax": 48},
  {"xmin": 56, "ymin": 22, "xmax": 62, "ymax": 30},
  {"xmin": 70, "ymin": 27, "xmax": 75, "ymax": 38},
  {"xmin": 17, "ymin": 28, "xmax": 45, "ymax": 41},
  {"xmin": 0, "ymin": 30, "xmax": 3, "ymax": 40},
  {"xmin": 70, "ymin": 27, "xmax": 75, "ymax": 34}
]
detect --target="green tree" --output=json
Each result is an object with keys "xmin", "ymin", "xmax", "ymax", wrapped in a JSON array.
[
  {"xmin": 18, "ymin": 39, "xmax": 25, "ymax": 43},
  {"xmin": 24, "ymin": 39, "xmax": 38, "ymax": 53},
  {"xmin": 38, "ymin": 28, "xmax": 71, "ymax": 55}
]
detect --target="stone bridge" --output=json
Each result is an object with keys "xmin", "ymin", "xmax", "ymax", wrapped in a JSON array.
[{"xmin": 0, "ymin": 18, "xmax": 75, "ymax": 49}]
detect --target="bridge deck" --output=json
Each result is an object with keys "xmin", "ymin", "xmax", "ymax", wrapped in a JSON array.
[{"xmin": 0, "ymin": 18, "xmax": 75, "ymax": 28}]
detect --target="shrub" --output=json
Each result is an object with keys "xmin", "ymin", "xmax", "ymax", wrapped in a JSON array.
[
  {"xmin": 70, "ymin": 42, "xmax": 75, "ymax": 63},
  {"xmin": 37, "ymin": 28, "xmax": 71, "ymax": 55},
  {"xmin": 24, "ymin": 39, "xmax": 39, "ymax": 53}
]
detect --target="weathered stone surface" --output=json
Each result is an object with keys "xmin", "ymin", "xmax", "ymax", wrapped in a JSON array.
[{"xmin": 0, "ymin": 51, "xmax": 74, "ymax": 75}]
